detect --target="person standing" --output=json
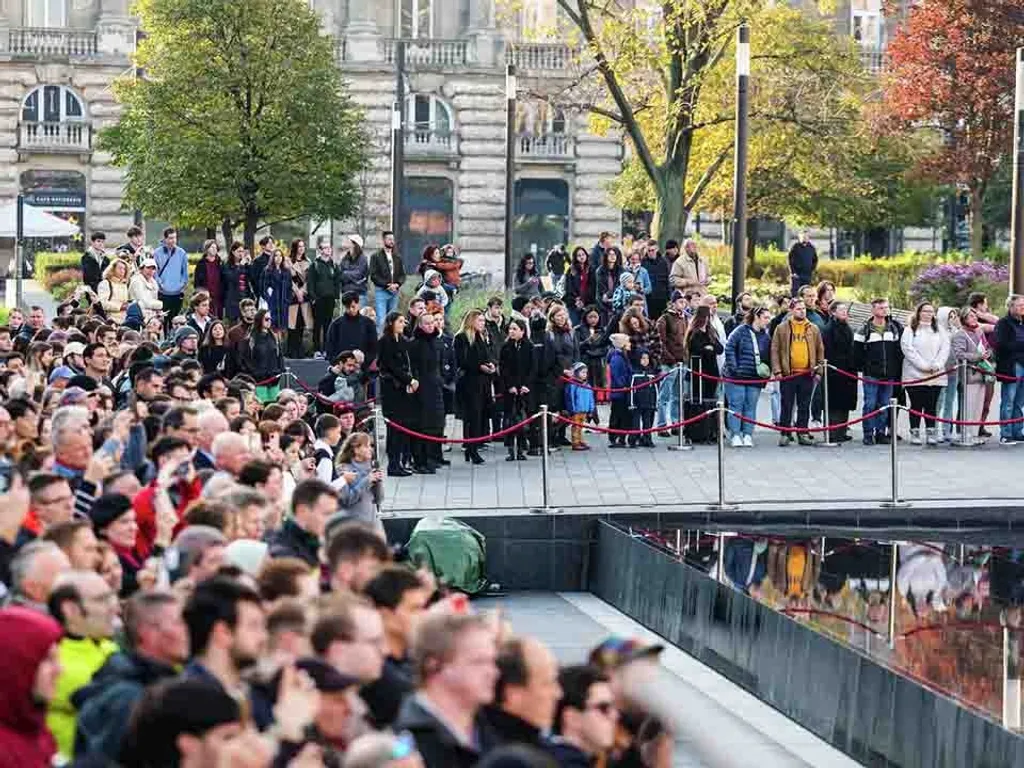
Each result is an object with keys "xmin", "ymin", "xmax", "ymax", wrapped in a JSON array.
[
  {"xmin": 821, "ymin": 302, "xmax": 857, "ymax": 442},
  {"xmin": 951, "ymin": 306, "xmax": 993, "ymax": 443},
  {"xmin": 262, "ymin": 250, "xmax": 292, "ymax": 334},
  {"xmin": 222, "ymin": 242, "xmax": 254, "ymax": 323},
  {"xmin": 377, "ymin": 312, "xmax": 417, "ymax": 477},
  {"xmin": 240, "ymin": 309, "xmax": 284, "ymax": 402},
  {"xmin": 655, "ymin": 290, "xmax": 688, "ymax": 435},
  {"xmin": 250, "ymin": 236, "xmax": 276, "ymax": 299},
  {"xmin": 192, "ymin": 239, "xmax": 225, "ymax": 318},
  {"xmin": 96, "ymin": 259, "xmax": 131, "ymax": 325},
  {"xmin": 771, "ymin": 299, "xmax": 824, "ymax": 446},
  {"xmin": 543, "ymin": 305, "xmax": 580, "ymax": 448},
  {"xmin": 370, "ymin": 231, "xmax": 406, "ymax": 333},
  {"xmin": 588, "ymin": 232, "xmax": 613, "ymax": 273},
  {"xmin": 644, "ymin": 239, "xmax": 670, "ymax": 321},
  {"xmin": 287, "ymin": 239, "xmax": 313, "ymax": 359},
  {"xmin": 787, "ymin": 232, "xmax": 818, "ymax": 298},
  {"xmin": 668, "ymin": 239, "xmax": 711, "ymax": 296},
  {"xmin": 153, "ymin": 227, "xmax": 188, "ymax": 330},
  {"xmin": 499, "ymin": 319, "xmax": 534, "ymax": 461},
  {"xmin": 308, "ymin": 236, "xmax": 342, "ymax": 353},
  {"xmin": 129, "ymin": 258, "xmax": 163, "ymax": 322},
  {"xmin": 900, "ymin": 302, "xmax": 950, "ymax": 445},
  {"xmin": 563, "ymin": 247, "xmax": 593, "ymax": 327},
  {"xmin": 723, "ymin": 306, "xmax": 771, "ymax": 447},
  {"xmin": 853, "ymin": 298, "xmax": 902, "ymax": 446},
  {"xmin": 81, "ymin": 232, "xmax": 110, "ymax": 293},
  {"xmin": 513, "ymin": 253, "xmax": 542, "ymax": 300},
  {"xmin": 994, "ymin": 295, "xmax": 1024, "ymax": 445},
  {"xmin": 407, "ymin": 313, "xmax": 447, "ymax": 474},
  {"xmin": 339, "ymin": 234, "xmax": 370, "ymax": 304},
  {"xmin": 454, "ymin": 309, "xmax": 496, "ymax": 465}
]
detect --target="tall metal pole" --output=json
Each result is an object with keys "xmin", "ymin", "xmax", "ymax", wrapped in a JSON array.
[
  {"xmin": 390, "ymin": 42, "xmax": 406, "ymax": 237},
  {"xmin": 1011, "ymin": 48, "xmax": 1024, "ymax": 294},
  {"xmin": 730, "ymin": 24, "xmax": 750, "ymax": 307},
  {"xmin": 888, "ymin": 541, "xmax": 899, "ymax": 649},
  {"xmin": 14, "ymin": 194, "xmax": 24, "ymax": 308},
  {"xmin": 504, "ymin": 64, "xmax": 517, "ymax": 291}
]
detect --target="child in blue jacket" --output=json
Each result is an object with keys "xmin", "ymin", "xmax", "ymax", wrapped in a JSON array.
[
  {"xmin": 564, "ymin": 362, "xmax": 598, "ymax": 451},
  {"xmin": 607, "ymin": 333, "xmax": 633, "ymax": 447}
]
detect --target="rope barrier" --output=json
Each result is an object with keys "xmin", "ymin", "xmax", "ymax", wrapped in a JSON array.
[
  {"xmin": 901, "ymin": 408, "xmax": 1024, "ymax": 427},
  {"xmin": 558, "ymin": 369, "xmax": 670, "ymax": 393},
  {"xmin": 551, "ymin": 410, "xmax": 715, "ymax": 436},
  {"xmin": 828, "ymin": 365, "xmax": 956, "ymax": 386},
  {"xmin": 726, "ymin": 408, "xmax": 888, "ymax": 434},
  {"xmin": 383, "ymin": 414, "xmax": 539, "ymax": 444},
  {"xmin": 689, "ymin": 367, "xmax": 810, "ymax": 386},
  {"xmin": 254, "ymin": 374, "xmax": 282, "ymax": 386},
  {"xmin": 968, "ymin": 364, "xmax": 1024, "ymax": 383}
]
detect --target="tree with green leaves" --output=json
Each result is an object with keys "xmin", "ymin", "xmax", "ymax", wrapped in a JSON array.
[
  {"xmin": 551, "ymin": 1, "xmax": 889, "ymax": 245},
  {"xmin": 101, "ymin": 0, "xmax": 368, "ymax": 249}
]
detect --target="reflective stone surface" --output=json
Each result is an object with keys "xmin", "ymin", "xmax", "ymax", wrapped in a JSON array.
[{"xmin": 592, "ymin": 522, "xmax": 1024, "ymax": 768}]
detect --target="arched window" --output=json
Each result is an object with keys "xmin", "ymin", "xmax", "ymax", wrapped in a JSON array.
[
  {"xmin": 406, "ymin": 94, "xmax": 453, "ymax": 143},
  {"xmin": 25, "ymin": 0, "xmax": 67, "ymax": 27},
  {"xmin": 22, "ymin": 85, "xmax": 85, "ymax": 124},
  {"xmin": 400, "ymin": 0, "xmax": 433, "ymax": 38}
]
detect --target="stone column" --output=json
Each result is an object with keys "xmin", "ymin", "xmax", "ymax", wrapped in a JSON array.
[
  {"xmin": 344, "ymin": 0, "xmax": 382, "ymax": 62},
  {"xmin": 96, "ymin": 0, "xmax": 136, "ymax": 57},
  {"xmin": 467, "ymin": 0, "xmax": 498, "ymax": 67}
]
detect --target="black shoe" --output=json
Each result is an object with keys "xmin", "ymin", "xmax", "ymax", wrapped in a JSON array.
[
  {"xmin": 979, "ymin": 427, "xmax": 992, "ymax": 438},
  {"xmin": 609, "ymin": 442, "xmax": 626, "ymax": 449},
  {"xmin": 435, "ymin": 458, "xmax": 451, "ymax": 466},
  {"xmin": 469, "ymin": 452, "xmax": 485, "ymax": 465},
  {"xmin": 506, "ymin": 453, "xmax": 517, "ymax": 462},
  {"xmin": 412, "ymin": 465, "xmax": 436, "ymax": 475},
  {"xmin": 862, "ymin": 434, "xmax": 875, "ymax": 446},
  {"xmin": 876, "ymin": 434, "xmax": 891, "ymax": 445},
  {"xmin": 387, "ymin": 466, "xmax": 412, "ymax": 477},
  {"xmin": 516, "ymin": 452, "xmax": 528, "ymax": 461}
]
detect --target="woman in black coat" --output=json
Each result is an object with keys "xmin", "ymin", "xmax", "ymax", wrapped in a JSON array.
[
  {"xmin": 499, "ymin": 318, "xmax": 535, "ymax": 461},
  {"xmin": 543, "ymin": 304, "xmax": 580, "ymax": 447},
  {"xmin": 574, "ymin": 305, "xmax": 609, "ymax": 396},
  {"xmin": 222, "ymin": 242, "xmax": 254, "ymax": 322},
  {"xmin": 377, "ymin": 312, "xmax": 418, "ymax": 477},
  {"xmin": 683, "ymin": 305, "xmax": 723, "ymax": 401},
  {"xmin": 454, "ymin": 309, "xmax": 496, "ymax": 465},
  {"xmin": 407, "ymin": 313, "xmax": 448, "ymax": 473},
  {"xmin": 822, "ymin": 303, "xmax": 857, "ymax": 441},
  {"xmin": 240, "ymin": 309, "xmax": 284, "ymax": 401}
]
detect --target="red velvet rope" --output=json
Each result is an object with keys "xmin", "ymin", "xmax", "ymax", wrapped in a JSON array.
[
  {"xmin": 828, "ymin": 365, "xmax": 957, "ymax": 387},
  {"xmin": 968, "ymin": 364, "xmax": 1024, "ymax": 383},
  {"xmin": 383, "ymin": 414, "xmax": 539, "ymax": 444},
  {"xmin": 726, "ymin": 408, "xmax": 888, "ymax": 434},
  {"xmin": 551, "ymin": 409, "xmax": 714, "ymax": 436},
  {"xmin": 901, "ymin": 408, "xmax": 1024, "ymax": 427},
  {"xmin": 558, "ymin": 370, "xmax": 671, "ymax": 393},
  {"xmin": 689, "ymin": 368, "xmax": 811, "ymax": 385}
]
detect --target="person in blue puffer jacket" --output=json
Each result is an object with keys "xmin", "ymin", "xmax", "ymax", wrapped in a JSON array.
[
  {"xmin": 723, "ymin": 305, "xmax": 772, "ymax": 447},
  {"xmin": 606, "ymin": 333, "xmax": 633, "ymax": 448},
  {"xmin": 564, "ymin": 362, "xmax": 597, "ymax": 451}
]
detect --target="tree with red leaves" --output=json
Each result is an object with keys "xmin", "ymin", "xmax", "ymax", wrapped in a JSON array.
[{"xmin": 881, "ymin": 0, "xmax": 1024, "ymax": 255}]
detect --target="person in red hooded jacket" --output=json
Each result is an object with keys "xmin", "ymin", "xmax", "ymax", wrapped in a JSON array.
[{"xmin": 0, "ymin": 606, "xmax": 63, "ymax": 767}]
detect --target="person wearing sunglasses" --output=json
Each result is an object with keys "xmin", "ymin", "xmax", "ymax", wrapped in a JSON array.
[{"xmin": 548, "ymin": 665, "xmax": 619, "ymax": 767}]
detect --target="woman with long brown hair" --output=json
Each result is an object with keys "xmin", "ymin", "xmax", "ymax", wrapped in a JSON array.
[
  {"xmin": 454, "ymin": 308, "xmax": 495, "ymax": 465},
  {"xmin": 287, "ymin": 238, "xmax": 313, "ymax": 358}
]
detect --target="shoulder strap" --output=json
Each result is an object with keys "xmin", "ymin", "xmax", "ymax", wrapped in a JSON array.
[{"xmin": 748, "ymin": 328, "xmax": 762, "ymax": 366}]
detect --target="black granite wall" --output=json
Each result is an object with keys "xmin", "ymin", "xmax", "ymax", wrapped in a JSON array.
[{"xmin": 590, "ymin": 521, "xmax": 1024, "ymax": 768}]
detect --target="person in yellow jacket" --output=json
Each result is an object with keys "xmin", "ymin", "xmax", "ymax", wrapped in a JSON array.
[
  {"xmin": 770, "ymin": 299, "xmax": 825, "ymax": 447},
  {"xmin": 46, "ymin": 570, "xmax": 119, "ymax": 760}
]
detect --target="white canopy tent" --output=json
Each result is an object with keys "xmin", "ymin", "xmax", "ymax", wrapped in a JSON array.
[{"xmin": 0, "ymin": 200, "xmax": 80, "ymax": 238}]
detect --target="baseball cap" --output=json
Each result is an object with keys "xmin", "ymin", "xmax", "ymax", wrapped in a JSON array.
[
  {"xmin": 141, "ymin": 257, "xmax": 157, "ymax": 269},
  {"xmin": 63, "ymin": 341, "xmax": 86, "ymax": 357},
  {"xmin": 588, "ymin": 636, "xmax": 664, "ymax": 671},
  {"xmin": 48, "ymin": 366, "xmax": 75, "ymax": 384}
]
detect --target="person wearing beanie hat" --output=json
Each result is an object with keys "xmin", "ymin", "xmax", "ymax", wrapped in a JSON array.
[
  {"xmin": 564, "ymin": 361, "xmax": 598, "ymax": 450},
  {"xmin": 606, "ymin": 333, "xmax": 633, "ymax": 447},
  {"xmin": 416, "ymin": 268, "xmax": 449, "ymax": 312},
  {"xmin": 171, "ymin": 325, "xmax": 200, "ymax": 361},
  {"xmin": 48, "ymin": 366, "xmax": 75, "ymax": 388}
]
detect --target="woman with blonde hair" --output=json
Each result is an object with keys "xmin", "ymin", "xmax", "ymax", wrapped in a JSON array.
[
  {"xmin": 97, "ymin": 258, "xmax": 131, "ymax": 324},
  {"xmin": 335, "ymin": 432, "xmax": 384, "ymax": 526},
  {"xmin": 454, "ymin": 308, "xmax": 496, "ymax": 464}
]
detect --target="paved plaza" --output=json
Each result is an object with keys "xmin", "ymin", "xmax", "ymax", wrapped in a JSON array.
[{"xmin": 382, "ymin": 394, "xmax": 1024, "ymax": 516}]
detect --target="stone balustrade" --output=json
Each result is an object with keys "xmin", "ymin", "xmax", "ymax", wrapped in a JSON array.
[
  {"xmin": 381, "ymin": 38, "xmax": 469, "ymax": 68},
  {"xmin": 506, "ymin": 43, "xmax": 573, "ymax": 72},
  {"xmin": 517, "ymin": 132, "xmax": 574, "ymax": 160},
  {"xmin": 405, "ymin": 128, "xmax": 456, "ymax": 154},
  {"xmin": 6, "ymin": 27, "xmax": 99, "ymax": 56},
  {"xmin": 19, "ymin": 122, "xmax": 92, "ymax": 152}
]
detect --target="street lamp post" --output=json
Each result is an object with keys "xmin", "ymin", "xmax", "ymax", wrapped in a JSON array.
[
  {"xmin": 731, "ymin": 25, "xmax": 750, "ymax": 308},
  {"xmin": 1011, "ymin": 48, "xmax": 1024, "ymax": 294},
  {"xmin": 504, "ymin": 64, "xmax": 517, "ymax": 291},
  {"xmin": 390, "ymin": 41, "xmax": 406, "ymax": 238}
]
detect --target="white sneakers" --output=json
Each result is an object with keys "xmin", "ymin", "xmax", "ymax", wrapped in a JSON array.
[
  {"xmin": 731, "ymin": 434, "xmax": 743, "ymax": 448},
  {"xmin": 743, "ymin": 434, "xmax": 753, "ymax": 448},
  {"xmin": 731, "ymin": 434, "xmax": 754, "ymax": 448}
]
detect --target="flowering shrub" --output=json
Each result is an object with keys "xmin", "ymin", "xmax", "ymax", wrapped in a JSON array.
[
  {"xmin": 42, "ymin": 267, "xmax": 83, "ymax": 301},
  {"xmin": 909, "ymin": 261, "xmax": 1009, "ymax": 309}
]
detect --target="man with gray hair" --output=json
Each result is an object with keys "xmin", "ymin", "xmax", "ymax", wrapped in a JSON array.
[
  {"xmin": 6, "ymin": 540, "xmax": 70, "ymax": 610},
  {"xmin": 194, "ymin": 407, "xmax": 229, "ymax": 472},
  {"xmin": 51, "ymin": 406, "xmax": 93, "ymax": 482},
  {"xmin": 210, "ymin": 432, "xmax": 253, "ymax": 484}
]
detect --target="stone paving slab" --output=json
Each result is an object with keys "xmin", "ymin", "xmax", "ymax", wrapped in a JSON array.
[{"xmin": 381, "ymin": 392, "xmax": 1024, "ymax": 516}]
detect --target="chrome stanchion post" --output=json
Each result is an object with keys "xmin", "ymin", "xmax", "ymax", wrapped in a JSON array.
[
  {"xmin": 669, "ymin": 363, "xmax": 692, "ymax": 451},
  {"xmin": 819, "ymin": 360, "xmax": 839, "ymax": 448},
  {"xmin": 888, "ymin": 540, "xmax": 899, "ymax": 649},
  {"xmin": 530, "ymin": 406, "xmax": 561, "ymax": 515},
  {"xmin": 957, "ymin": 359, "xmax": 974, "ymax": 448},
  {"xmin": 372, "ymin": 405, "xmax": 389, "ymax": 518},
  {"xmin": 882, "ymin": 398, "xmax": 907, "ymax": 507},
  {"xmin": 711, "ymin": 400, "xmax": 735, "ymax": 510},
  {"xmin": 717, "ymin": 532, "xmax": 726, "ymax": 584}
]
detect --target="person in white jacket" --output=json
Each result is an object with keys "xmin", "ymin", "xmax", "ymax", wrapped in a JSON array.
[
  {"xmin": 900, "ymin": 302, "xmax": 951, "ymax": 445},
  {"xmin": 129, "ymin": 257, "xmax": 164, "ymax": 321},
  {"xmin": 96, "ymin": 258, "xmax": 131, "ymax": 324}
]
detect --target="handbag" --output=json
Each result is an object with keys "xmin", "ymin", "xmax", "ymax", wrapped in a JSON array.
[{"xmin": 749, "ymin": 329, "xmax": 771, "ymax": 379}]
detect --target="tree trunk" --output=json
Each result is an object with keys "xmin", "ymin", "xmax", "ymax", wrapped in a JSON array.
[
  {"xmin": 221, "ymin": 218, "xmax": 234, "ymax": 248},
  {"xmin": 969, "ymin": 186, "xmax": 985, "ymax": 258},
  {"xmin": 205, "ymin": 227, "xmax": 217, "ymax": 242},
  {"xmin": 651, "ymin": 167, "xmax": 687, "ymax": 246},
  {"xmin": 244, "ymin": 208, "xmax": 259, "ymax": 254}
]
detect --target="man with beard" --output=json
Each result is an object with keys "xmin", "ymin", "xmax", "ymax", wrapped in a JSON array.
[
  {"xmin": 182, "ymin": 577, "xmax": 269, "ymax": 724},
  {"xmin": 226, "ymin": 299, "xmax": 258, "ymax": 376}
]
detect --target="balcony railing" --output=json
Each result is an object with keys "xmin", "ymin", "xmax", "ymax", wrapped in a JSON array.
[
  {"xmin": 860, "ymin": 49, "xmax": 885, "ymax": 74},
  {"xmin": 19, "ymin": 122, "xmax": 92, "ymax": 152},
  {"xmin": 7, "ymin": 28, "xmax": 98, "ymax": 57},
  {"xmin": 404, "ymin": 128, "xmax": 456, "ymax": 155},
  {"xmin": 507, "ymin": 43, "xmax": 573, "ymax": 72},
  {"xmin": 518, "ymin": 133, "xmax": 574, "ymax": 160},
  {"xmin": 382, "ymin": 38, "xmax": 468, "ymax": 68}
]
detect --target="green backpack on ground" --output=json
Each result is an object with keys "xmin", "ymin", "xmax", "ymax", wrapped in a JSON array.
[{"xmin": 406, "ymin": 517, "xmax": 489, "ymax": 595}]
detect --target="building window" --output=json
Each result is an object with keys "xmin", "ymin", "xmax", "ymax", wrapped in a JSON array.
[
  {"xmin": 22, "ymin": 85, "xmax": 85, "ymax": 124},
  {"xmin": 25, "ymin": 0, "xmax": 67, "ymax": 27},
  {"xmin": 402, "ymin": 177, "xmax": 454, "ymax": 269},
  {"xmin": 516, "ymin": 101, "xmax": 567, "ymax": 136},
  {"xmin": 400, "ymin": 0, "xmax": 433, "ymax": 39},
  {"xmin": 851, "ymin": 0, "xmax": 883, "ymax": 48},
  {"xmin": 513, "ymin": 179, "xmax": 569, "ymax": 259},
  {"xmin": 406, "ymin": 94, "xmax": 453, "ymax": 138}
]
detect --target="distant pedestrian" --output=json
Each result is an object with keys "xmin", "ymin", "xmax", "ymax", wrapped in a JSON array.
[{"xmin": 787, "ymin": 232, "xmax": 818, "ymax": 297}]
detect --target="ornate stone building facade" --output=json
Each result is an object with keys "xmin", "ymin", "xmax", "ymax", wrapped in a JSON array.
[{"xmin": 0, "ymin": 0, "xmax": 136, "ymax": 251}]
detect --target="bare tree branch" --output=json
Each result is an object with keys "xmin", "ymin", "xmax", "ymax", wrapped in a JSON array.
[{"xmin": 684, "ymin": 147, "xmax": 730, "ymax": 211}]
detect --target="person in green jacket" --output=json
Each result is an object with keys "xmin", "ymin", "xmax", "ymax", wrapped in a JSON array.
[
  {"xmin": 46, "ymin": 570, "xmax": 119, "ymax": 760},
  {"xmin": 308, "ymin": 236, "xmax": 343, "ymax": 352}
]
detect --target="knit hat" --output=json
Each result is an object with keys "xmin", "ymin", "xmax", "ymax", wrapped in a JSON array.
[
  {"xmin": 571, "ymin": 361, "xmax": 588, "ymax": 377},
  {"xmin": 423, "ymin": 269, "xmax": 441, "ymax": 283},
  {"xmin": 89, "ymin": 493, "xmax": 134, "ymax": 533},
  {"xmin": 173, "ymin": 326, "xmax": 199, "ymax": 345},
  {"xmin": 609, "ymin": 333, "xmax": 629, "ymax": 350},
  {"xmin": 619, "ymin": 272, "xmax": 635, "ymax": 287},
  {"xmin": 665, "ymin": 239, "xmax": 679, "ymax": 250},
  {"xmin": 48, "ymin": 366, "xmax": 75, "ymax": 384},
  {"xmin": 670, "ymin": 289, "xmax": 685, "ymax": 303}
]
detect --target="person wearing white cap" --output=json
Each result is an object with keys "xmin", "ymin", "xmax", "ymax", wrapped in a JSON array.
[
  {"xmin": 339, "ymin": 234, "xmax": 369, "ymax": 304},
  {"xmin": 129, "ymin": 258, "xmax": 164, "ymax": 320},
  {"xmin": 62, "ymin": 341, "xmax": 87, "ymax": 375}
]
